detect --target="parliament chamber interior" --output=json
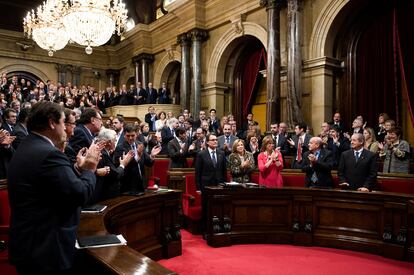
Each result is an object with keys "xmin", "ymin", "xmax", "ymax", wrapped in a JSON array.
[{"xmin": 1, "ymin": 0, "xmax": 414, "ymax": 274}]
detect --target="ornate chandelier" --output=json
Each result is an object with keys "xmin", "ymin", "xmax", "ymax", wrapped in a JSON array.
[
  {"xmin": 24, "ymin": 0, "xmax": 128, "ymax": 56},
  {"xmin": 23, "ymin": 1, "xmax": 69, "ymax": 57}
]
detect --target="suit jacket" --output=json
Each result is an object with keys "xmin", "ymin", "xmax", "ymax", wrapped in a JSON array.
[
  {"xmin": 195, "ymin": 148, "xmax": 227, "ymax": 191},
  {"xmin": 217, "ymin": 134, "xmax": 237, "ymax": 155},
  {"xmin": 8, "ymin": 134, "xmax": 96, "ymax": 272},
  {"xmin": 114, "ymin": 140, "xmax": 154, "ymax": 193},
  {"xmin": 93, "ymin": 149, "xmax": 125, "ymax": 202},
  {"xmin": 329, "ymin": 121, "xmax": 347, "ymax": 133},
  {"xmin": 11, "ymin": 122, "xmax": 29, "ymax": 150},
  {"xmin": 291, "ymin": 133, "xmax": 312, "ymax": 168},
  {"xmin": 168, "ymin": 138, "xmax": 190, "ymax": 168},
  {"xmin": 145, "ymin": 113, "xmax": 158, "ymax": 132},
  {"xmin": 338, "ymin": 148, "xmax": 377, "ymax": 190},
  {"xmin": 135, "ymin": 88, "xmax": 147, "ymax": 104},
  {"xmin": 326, "ymin": 137, "xmax": 350, "ymax": 168},
  {"xmin": 69, "ymin": 124, "xmax": 94, "ymax": 154},
  {"xmin": 301, "ymin": 149, "xmax": 334, "ymax": 188},
  {"xmin": 157, "ymin": 88, "xmax": 171, "ymax": 104},
  {"xmin": 2, "ymin": 122, "xmax": 14, "ymax": 133},
  {"xmin": 272, "ymin": 134, "xmax": 290, "ymax": 157},
  {"xmin": 160, "ymin": 126, "xmax": 175, "ymax": 155},
  {"xmin": 146, "ymin": 88, "xmax": 158, "ymax": 104},
  {"xmin": 0, "ymin": 145, "xmax": 14, "ymax": 179}
]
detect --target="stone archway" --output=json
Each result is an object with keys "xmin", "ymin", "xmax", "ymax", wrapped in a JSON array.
[
  {"xmin": 309, "ymin": 0, "xmax": 350, "ymax": 59},
  {"xmin": 206, "ymin": 22, "xmax": 267, "ymax": 84},
  {"xmin": 153, "ymin": 50, "xmax": 181, "ymax": 87},
  {"xmin": 0, "ymin": 64, "xmax": 49, "ymax": 83}
]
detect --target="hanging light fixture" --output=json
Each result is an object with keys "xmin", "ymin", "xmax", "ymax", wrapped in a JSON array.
[
  {"xmin": 23, "ymin": 0, "xmax": 69, "ymax": 57},
  {"xmin": 23, "ymin": 0, "xmax": 128, "ymax": 56},
  {"xmin": 61, "ymin": 0, "xmax": 128, "ymax": 55}
]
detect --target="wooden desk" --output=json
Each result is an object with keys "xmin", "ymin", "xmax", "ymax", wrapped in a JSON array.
[
  {"xmin": 204, "ymin": 187, "xmax": 414, "ymax": 262},
  {"xmin": 78, "ymin": 190, "xmax": 181, "ymax": 274}
]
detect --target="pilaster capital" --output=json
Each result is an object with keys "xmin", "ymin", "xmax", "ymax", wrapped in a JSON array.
[
  {"xmin": 188, "ymin": 28, "xmax": 208, "ymax": 42},
  {"xmin": 69, "ymin": 66, "xmax": 82, "ymax": 75},
  {"xmin": 177, "ymin": 33, "xmax": 191, "ymax": 46},
  {"xmin": 259, "ymin": 0, "xmax": 283, "ymax": 10},
  {"xmin": 132, "ymin": 53, "xmax": 155, "ymax": 64},
  {"xmin": 56, "ymin": 64, "xmax": 68, "ymax": 73}
]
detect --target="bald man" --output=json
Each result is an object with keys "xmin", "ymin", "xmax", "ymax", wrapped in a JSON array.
[{"xmin": 301, "ymin": 137, "xmax": 334, "ymax": 188}]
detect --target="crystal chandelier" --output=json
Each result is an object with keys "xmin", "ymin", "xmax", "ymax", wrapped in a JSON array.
[
  {"xmin": 61, "ymin": 0, "xmax": 128, "ymax": 55},
  {"xmin": 23, "ymin": 0, "xmax": 128, "ymax": 56},
  {"xmin": 23, "ymin": 0, "xmax": 69, "ymax": 57}
]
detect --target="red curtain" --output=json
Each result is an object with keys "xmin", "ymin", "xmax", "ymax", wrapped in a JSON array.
[
  {"xmin": 241, "ymin": 48, "xmax": 265, "ymax": 118},
  {"xmin": 394, "ymin": 9, "xmax": 414, "ymax": 127},
  {"xmin": 356, "ymin": 4, "xmax": 414, "ymax": 127}
]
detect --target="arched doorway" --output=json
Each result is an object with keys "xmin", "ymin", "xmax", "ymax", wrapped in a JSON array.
[
  {"xmin": 223, "ymin": 36, "xmax": 266, "ymax": 129},
  {"xmin": 7, "ymin": 71, "xmax": 42, "ymax": 86},
  {"xmin": 160, "ymin": 61, "xmax": 180, "ymax": 104},
  {"xmin": 333, "ymin": 0, "xmax": 414, "ymax": 135}
]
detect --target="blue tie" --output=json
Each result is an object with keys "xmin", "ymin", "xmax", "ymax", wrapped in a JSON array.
[
  {"xmin": 355, "ymin": 151, "xmax": 360, "ymax": 163},
  {"xmin": 211, "ymin": 150, "xmax": 217, "ymax": 167}
]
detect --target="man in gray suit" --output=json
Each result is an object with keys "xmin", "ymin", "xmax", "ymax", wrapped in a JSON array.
[{"xmin": 217, "ymin": 123, "xmax": 237, "ymax": 157}]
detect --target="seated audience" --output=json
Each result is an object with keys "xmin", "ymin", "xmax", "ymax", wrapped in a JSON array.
[
  {"xmin": 338, "ymin": 133, "xmax": 377, "ymax": 191},
  {"xmin": 228, "ymin": 139, "xmax": 256, "ymax": 183},
  {"xmin": 301, "ymin": 137, "xmax": 334, "ymax": 188},
  {"xmin": 258, "ymin": 135, "xmax": 283, "ymax": 188},
  {"xmin": 379, "ymin": 127, "xmax": 411, "ymax": 173}
]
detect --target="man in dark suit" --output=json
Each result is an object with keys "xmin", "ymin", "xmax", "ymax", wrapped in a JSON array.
[
  {"xmin": 2, "ymin": 108, "xmax": 17, "ymax": 133},
  {"xmin": 217, "ymin": 123, "xmax": 237, "ymax": 157},
  {"xmin": 168, "ymin": 127, "xmax": 191, "ymax": 168},
  {"xmin": 69, "ymin": 108, "xmax": 102, "ymax": 155},
  {"xmin": 7, "ymin": 101, "xmax": 100, "ymax": 274},
  {"xmin": 326, "ymin": 125, "xmax": 350, "ymax": 168},
  {"xmin": 157, "ymin": 82, "xmax": 171, "ymax": 104},
  {"xmin": 134, "ymin": 81, "xmax": 147, "ymax": 105},
  {"xmin": 114, "ymin": 124, "xmax": 161, "ymax": 193},
  {"xmin": 146, "ymin": 82, "xmax": 158, "ymax": 104},
  {"xmin": 287, "ymin": 122, "xmax": 312, "ymax": 169},
  {"xmin": 338, "ymin": 133, "xmax": 377, "ymax": 191},
  {"xmin": 11, "ymin": 107, "xmax": 30, "ymax": 149},
  {"xmin": 328, "ymin": 112, "xmax": 346, "ymax": 134},
  {"xmin": 144, "ymin": 106, "xmax": 158, "ymax": 132},
  {"xmin": 270, "ymin": 122, "xmax": 289, "ymax": 156},
  {"xmin": 302, "ymin": 137, "xmax": 334, "ymax": 188},
  {"xmin": 195, "ymin": 133, "xmax": 227, "ymax": 234},
  {"xmin": 160, "ymin": 117, "xmax": 179, "ymax": 155},
  {"xmin": 195, "ymin": 133, "xmax": 227, "ymax": 191},
  {"xmin": 112, "ymin": 116, "xmax": 125, "ymax": 148}
]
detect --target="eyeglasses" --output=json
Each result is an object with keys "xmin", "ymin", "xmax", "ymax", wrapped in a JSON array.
[{"xmin": 209, "ymin": 139, "xmax": 218, "ymax": 141}]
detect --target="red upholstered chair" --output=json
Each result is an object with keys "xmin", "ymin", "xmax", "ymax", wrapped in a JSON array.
[
  {"xmin": 377, "ymin": 176, "xmax": 414, "ymax": 195},
  {"xmin": 0, "ymin": 186, "xmax": 18, "ymax": 275},
  {"xmin": 186, "ymin": 158, "xmax": 194, "ymax": 168},
  {"xmin": 282, "ymin": 171, "xmax": 306, "ymax": 187},
  {"xmin": 250, "ymin": 171, "xmax": 259, "ymax": 184},
  {"xmin": 151, "ymin": 158, "xmax": 170, "ymax": 187},
  {"xmin": 182, "ymin": 174, "xmax": 202, "ymax": 234}
]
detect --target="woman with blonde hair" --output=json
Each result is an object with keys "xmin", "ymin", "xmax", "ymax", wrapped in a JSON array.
[
  {"xmin": 228, "ymin": 139, "xmax": 256, "ymax": 183},
  {"xmin": 257, "ymin": 135, "xmax": 283, "ymax": 188},
  {"xmin": 363, "ymin": 127, "xmax": 379, "ymax": 154}
]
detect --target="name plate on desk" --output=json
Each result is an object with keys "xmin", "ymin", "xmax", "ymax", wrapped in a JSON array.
[{"xmin": 220, "ymin": 182, "xmax": 260, "ymax": 188}]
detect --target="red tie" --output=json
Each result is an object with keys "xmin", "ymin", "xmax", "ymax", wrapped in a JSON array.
[{"xmin": 297, "ymin": 139, "xmax": 302, "ymax": 162}]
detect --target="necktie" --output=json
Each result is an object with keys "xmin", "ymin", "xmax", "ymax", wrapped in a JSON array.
[
  {"xmin": 355, "ymin": 151, "xmax": 360, "ymax": 163},
  {"xmin": 132, "ymin": 143, "xmax": 143, "ymax": 178},
  {"xmin": 311, "ymin": 151, "xmax": 319, "ymax": 183},
  {"xmin": 211, "ymin": 150, "xmax": 217, "ymax": 167},
  {"xmin": 297, "ymin": 138, "xmax": 302, "ymax": 162},
  {"xmin": 226, "ymin": 136, "xmax": 230, "ymax": 144}
]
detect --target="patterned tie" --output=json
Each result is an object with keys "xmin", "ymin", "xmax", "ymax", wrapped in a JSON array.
[
  {"xmin": 211, "ymin": 150, "xmax": 217, "ymax": 167},
  {"xmin": 226, "ymin": 136, "xmax": 230, "ymax": 144},
  {"xmin": 311, "ymin": 151, "xmax": 319, "ymax": 183},
  {"xmin": 297, "ymin": 138, "xmax": 302, "ymax": 162}
]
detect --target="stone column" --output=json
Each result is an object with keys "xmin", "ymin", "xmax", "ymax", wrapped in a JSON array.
[
  {"xmin": 189, "ymin": 28, "xmax": 208, "ymax": 119},
  {"xmin": 106, "ymin": 69, "xmax": 120, "ymax": 87},
  {"xmin": 56, "ymin": 64, "xmax": 67, "ymax": 85},
  {"xmin": 71, "ymin": 66, "xmax": 81, "ymax": 87},
  {"xmin": 286, "ymin": 0, "xmax": 304, "ymax": 126},
  {"xmin": 177, "ymin": 33, "xmax": 191, "ymax": 111},
  {"xmin": 260, "ymin": 0, "xmax": 282, "ymax": 130},
  {"xmin": 132, "ymin": 53, "xmax": 154, "ymax": 89},
  {"xmin": 133, "ymin": 60, "xmax": 140, "ymax": 85}
]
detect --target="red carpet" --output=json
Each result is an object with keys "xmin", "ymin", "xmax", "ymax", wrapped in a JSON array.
[{"xmin": 159, "ymin": 230, "xmax": 414, "ymax": 275}]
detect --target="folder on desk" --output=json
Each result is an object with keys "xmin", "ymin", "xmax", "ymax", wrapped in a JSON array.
[
  {"xmin": 81, "ymin": 204, "xmax": 107, "ymax": 213},
  {"xmin": 76, "ymin": 234, "xmax": 127, "ymax": 249}
]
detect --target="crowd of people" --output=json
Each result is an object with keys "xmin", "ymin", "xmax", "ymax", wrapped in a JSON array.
[{"xmin": 2, "ymin": 74, "xmax": 413, "ymax": 274}]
